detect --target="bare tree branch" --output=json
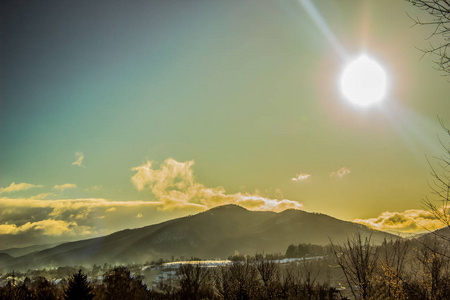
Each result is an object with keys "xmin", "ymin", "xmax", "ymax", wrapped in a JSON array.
[{"xmin": 407, "ymin": 0, "xmax": 450, "ymax": 75}]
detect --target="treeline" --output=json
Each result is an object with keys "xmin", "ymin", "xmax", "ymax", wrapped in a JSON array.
[
  {"xmin": 157, "ymin": 258, "xmax": 338, "ymax": 300},
  {"xmin": 330, "ymin": 234, "xmax": 450, "ymax": 300},
  {"xmin": 1, "ymin": 235, "xmax": 449, "ymax": 299},
  {"xmin": 0, "ymin": 258, "xmax": 339, "ymax": 300},
  {"xmin": 285, "ymin": 243, "xmax": 333, "ymax": 258},
  {"xmin": 0, "ymin": 267, "xmax": 149, "ymax": 300}
]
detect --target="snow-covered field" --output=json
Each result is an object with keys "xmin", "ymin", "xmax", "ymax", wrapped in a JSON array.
[
  {"xmin": 161, "ymin": 260, "xmax": 232, "ymax": 269},
  {"xmin": 142, "ymin": 256, "xmax": 324, "ymax": 272}
]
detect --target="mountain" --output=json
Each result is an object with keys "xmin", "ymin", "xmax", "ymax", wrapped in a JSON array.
[
  {"xmin": 417, "ymin": 226, "xmax": 450, "ymax": 241},
  {"xmin": 3, "ymin": 205, "xmax": 397, "ymax": 271},
  {"xmin": 0, "ymin": 253, "xmax": 15, "ymax": 268},
  {"xmin": 0, "ymin": 242, "xmax": 61, "ymax": 258}
]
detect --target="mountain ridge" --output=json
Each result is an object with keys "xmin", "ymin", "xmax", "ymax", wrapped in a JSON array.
[{"xmin": 3, "ymin": 204, "xmax": 397, "ymax": 271}]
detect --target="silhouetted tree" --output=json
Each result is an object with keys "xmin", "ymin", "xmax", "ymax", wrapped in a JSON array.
[
  {"xmin": 331, "ymin": 233, "xmax": 378, "ymax": 300},
  {"xmin": 31, "ymin": 276, "xmax": 58, "ymax": 300},
  {"xmin": 64, "ymin": 270, "xmax": 95, "ymax": 300},
  {"xmin": 100, "ymin": 266, "xmax": 149, "ymax": 300},
  {"xmin": 285, "ymin": 245, "xmax": 298, "ymax": 258},
  {"xmin": 283, "ymin": 265, "xmax": 303, "ymax": 299},
  {"xmin": 16, "ymin": 277, "xmax": 34, "ymax": 300},
  {"xmin": 423, "ymin": 122, "xmax": 450, "ymax": 242},
  {"xmin": 300, "ymin": 259, "xmax": 321, "ymax": 300},
  {"xmin": 372, "ymin": 239, "xmax": 410, "ymax": 300},
  {"xmin": 214, "ymin": 259, "xmax": 260, "ymax": 300},
  {"xmin": 411, "ymin": 238, "xmax": 450, "ymax": 300},
  {"xmin": 407, "ymin": 0, "xmax": 450, "ymax": 75},
  {"xmin": 256, "ymin": 255, "xmax": 280, "ymax": 300},
  {"xmin": 177, "ymin": 263, "xmax": 213, "ymax": 299}
]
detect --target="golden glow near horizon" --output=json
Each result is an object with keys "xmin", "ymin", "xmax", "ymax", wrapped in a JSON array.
[
  {"xmin": 1, "ymin": 0, "xmax": 450, "ymax": 249},
  {"xmin": 340, "ymin": 55, "xmax": 387, "ymax": 106}
]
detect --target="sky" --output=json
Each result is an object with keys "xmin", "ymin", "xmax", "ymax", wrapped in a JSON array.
[{"xmin": 1, "ymin": 0, "xmax": 450, "ymax": 249}]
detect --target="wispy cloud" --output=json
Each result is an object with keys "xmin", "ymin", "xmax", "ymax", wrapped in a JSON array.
[
  {"xmin": 0, "ymin": 196, "xmax": 204, "ymax": 248},
  {"xmin": 0, "ymin": 158, "xmax": 303, "ymax": 248},
  {"xmin": 106, "ymin": 207, "xmax": 116, "ymax": 213},
  {"xmin": 53, "ymin": 183, "xmax": 77, "ymax": 191},
  {"xmin": 0, "ymin": 182, "xmax": 43, "ymax": 194},
  {"xmin": 30, "ymin": 193, "xmax": 55, "ymax": 200},
  {"xmin": 354, "ymin": 208, "xmax": 447, "ymax": 234},
  {"xmin": 72, "ymin": 152, "xmax": 84, "ymax": 166},
  {"xmin": 291, "ymin": 173, "xmax": 311, "ymax": 181},
  {"xmin": 84, "ymin": 185, "xmax": 102, "ymax": 192},
  {"xmin": 131, "ymin": 158, "xmax": 302, "ymax": 212},
  {"xmin": 330, "ymin": 167, "xmax": 351, "ymax": 177},
  {"xmin": 0, "ymin": 219, "xmax": 88, "ymax": 236}
]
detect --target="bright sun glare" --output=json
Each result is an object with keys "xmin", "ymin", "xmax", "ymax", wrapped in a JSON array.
[{"xmin": 340, "ymin": 55, "xmax": 387, "ymax": 106}]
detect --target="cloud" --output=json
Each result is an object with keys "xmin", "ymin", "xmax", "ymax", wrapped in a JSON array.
[
  {"xmin": 30, "ymin": 193, "xmax": 55, "ymax": 200},
  {"xmin": 53, "ymin": 183, "xmax": 77, "ymax": 191},
  {"xmin": 330, "ymin": 167, "xmax": 351, "ymax": 177},
  {"xmin": 0, "ymin": 182, "xmax": 43, "ymax": 194},
  {"xmin": 131, "ymin": 158, "xmax": 302, "ymax": 212},
  {"xmin": 85, "ymin": 185, "xmax": 102, "ymax": 192},
  {"xmin": 72, "ymin": 152, "xmax": 84, "ymax": 166},
  {"xmin": 0, "ymin": 196, "xmax": 205, "ymax": 249},
  {"xmin": 0, "ymin": 158, "xmax": 303, "ymax": 249},
  {"xmin": 0, "ymin": 219, "xmax": 87, "ymax": 236},
  {"xmin": 291, "ymin": 173, "xmax": 311, "ymax": 181},
  {"xmin": 354, "ymin": 208, "xmax": 448, "ymax": 234}
]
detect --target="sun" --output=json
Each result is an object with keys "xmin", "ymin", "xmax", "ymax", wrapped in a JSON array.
[{"xmin": 340, "ymin": 55, "xmax": 387, "ymax": 106}]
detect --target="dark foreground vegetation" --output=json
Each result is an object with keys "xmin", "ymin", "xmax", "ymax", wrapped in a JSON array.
[{"xmin": 1, "ymin": 235, "xmax": 449, "ymax": 300}]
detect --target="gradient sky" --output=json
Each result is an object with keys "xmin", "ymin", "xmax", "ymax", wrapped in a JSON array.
[{"xmin": 1, "ymin": 0, "xmax": 450, "ymax": 249}]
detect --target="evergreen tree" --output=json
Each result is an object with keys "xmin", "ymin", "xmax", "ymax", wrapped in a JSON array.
[
  {"xmin": 34, "ymin": 276, "xmax": 58, "ymax": 300},
  {"xmin": 102, "ymin": 266, "xmax": 149, "ymax": 300},
  {"xmin": 64, "ymin": 270, "xmax": 95, "ymax": 300}
]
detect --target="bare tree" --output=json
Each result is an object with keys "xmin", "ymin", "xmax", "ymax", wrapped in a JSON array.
[
  {"xmin": 99, "ymin": 266, "xmax": 149, "ymax": 300},
  {"xmin": 300, "ymin": 259, "xmax": 321, "ymax": 300},
  {"xmin": 278, "ymin": 265, "xmax": 299, "ymax": 300},
  {"xmin": 255, "ymin": 255, "xmax": 280, "ymax": 300},
  {"xmin": 423, "ymin": 121, "xmax": 450, "ymax": 243},
  {"xmin": 282, "ymin": 265, "xmax": 303, "ymax": 299},
  {"xmin": 214, "ymin": 259, "xmax": 259, "ymax": 300},
  {"xmin": 177, "ymin": 263, "xmax": 213, "ymax": 299},
  {"xmin": 407, "ymin": 0, "xmax": 450, "ymax": 75},
  {"xmin": 410, "ymin": 239, "xmax": 450, "ymax": 300},
  {"xmin": 331, "ymin": 232, "xmax": 378, "ymax": 300},
  {"xmin": 373, "ymin": 239, "xmax": 410, "ymax": 300}
]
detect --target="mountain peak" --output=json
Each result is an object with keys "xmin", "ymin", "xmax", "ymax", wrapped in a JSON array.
[
  {"xmin": 3, "ymin": 204, "xmax": 397, "ymax": 271},
  {"xmin": 207, "ymin": 204, "xmax": 248, "ymax": 212}
]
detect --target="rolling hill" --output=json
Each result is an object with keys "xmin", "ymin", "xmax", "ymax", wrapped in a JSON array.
[
  {"xmin": 418, "ymin": 226, "xmax": 450, "ymax": 241},
  {"xmin": 0, "ymin": 242, "xmax": 61, "ymax": 258}
]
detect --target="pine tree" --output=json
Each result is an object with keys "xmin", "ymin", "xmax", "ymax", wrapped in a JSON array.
[{"xmin": 64, "ymin": 270, "xmax": 95, "ymax": 300}]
